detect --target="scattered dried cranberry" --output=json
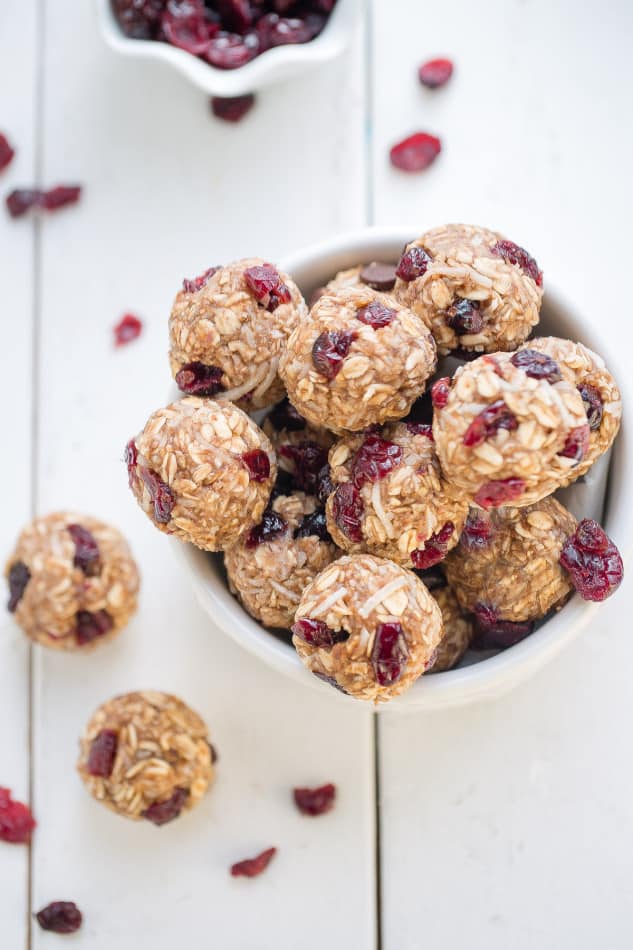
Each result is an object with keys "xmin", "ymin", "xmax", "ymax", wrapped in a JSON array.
[
  {"xmin": 463, "ymin": 400, "xmax": 518, "ymax": 447},
  {"xmin": 113, "ymin": 313, "xmax": 143, "ymax": 347},
  {"xmin": 87, "ymin": 729, "xmax": 118, "ymax": 777},
  {"xmin": 175, "ymin": 361, "xmax": 224, "ymax": 396},
  {"xmin": 372, "ymin": 622, "xmax": 409, "ymax": 686},
  {"xmin": 6, "ymin": 189, "xmax": 39, "ymax": 217},
  {"xmin": 6, "ymin": 185, "xmax": 81, "ymax": 218},
  {"xmin": 418, "ymin": 57, "xmax": 453, "ymax": 88},
  {"xmin": 431, "ymin": 377, "xmax": 451, "ymax": 408},
  {"xmin": 311, "ymin": 330, "xmax": 357, "ymax": 379},
  {"xmin": 355, "ymin": 299, "xmax": 396, "ymax": 329},
  {"xmin": 410, "ymin": 521, "xmax": 454, "ymax": 570},
  {"xmin": 558, "ymin": 424, "xmax": 590, "ymax": 462},
  {"xmin": 257, "ymin": 12, "xmax": 324, "ymax": 47},
  {"xmin": 0, "ymin": 787, "xmax": 36, "ymax": 844},
  {"xmin": 294, "ymin": 508, "xmax": 331, "ymax": 542},
  {"xmin": 244, "ymin": 263, "xmax": 291, "ymax": 312},
  {"xmin": 7, "ymin": 561, "xmax": 30, "ymax": 612},
  {"xmin": 279, "ymin": 441, "xmax": 328, "ymax": 493},
  {"xmin": 471, "ymin": 603, "xmax": 534, "ymax": 650},
  {"xmin": 293, "ymin": 783, "xmax": 336, "ymax": 816},
  {"xmin": 124, "ymin": 438, "xmax": 138, "ymax": 487},
  {"xmin": 316, "ymin": 464, "xmax": 334, "ymax": 504},
  {"xmin": 35, "ymin": 901, "xmax": 82, "ymax": 934},
  {"xmin": 140, "ymin": 466, "xmax": 176, "ymax": 522},
  {"xmin": 75, "ymin": 609, "xmax": 113, "ymax": 646},
  {"xmin": 112, "ymin": 0, "xmax": 165, "ymax": 38},
  {"xmin": 291, "ymin": 618, "xmax": 348, "ymax": 647},
  {"xmin": 143, "ymin": 787, "xmax": 189, "ymax": 825},
  {"xmin": 460, "ymin": 511, "xmax": 494, "ymax": 550},
  {"xmin": 474, "ymin": 477, "xmax": 525, "ymax": 510},
  {"xmin": 268, "ymin": 397, "xmax": 306, "ymax": 432},
  {"xmin": 510, "ymin": 348, "xmax": 561, "ymax": 383},
  {"xmin": 578, "ymin": 383, "xmax": 603, "ymax": 430},
  {"xmin": 245, "ymin": 508, "xmax": 287, "ymax": 547},
  {"xmin": 560, "ymin": 519, "xmax": 623, "ymax": 602},
  {"xmin": 242, "ymin": 449, "xmax": 271, "ymax": 483},
  {"xmin": 405, "ymin": 421, "xmax": 434, "ymax": 440},
  {"xmin": 231, "ymin": 846, "xmax": 277, "ymax": 878},
  {"xmin": 161, "ymin": 0, "xmax": 213, "ymax": 54},
  {"xmin": 492, "ymin": 239, "xmax": 542, "ymax": 287},
  {"xmin": 67, "ymin": 524, "xmax": 101, "ymax": 576},
  {"xmin": 0, "ymin": 134, "xmax": 15, "ymax": 172},
  {"xmin": 312, "ymin": 670, "xmax": 348, "ymax": 693},
  {"xmin": 205, "ymin": 31, "xmax": 260, "ymax": 68},
  {"xmin": 211, "ymin": 93, "xmax": 255, "ymax": 121},
  {"xmin": 390, "ymin": 132, "xmax": 441, "ymax": 172},
  {"xmin": 446, "ymin": 297, "xmax": 483, "ymax": 335},
  {"xmin": 182, "ymin": 266, "xmax": 218, "ymax": 293},
  {"xmin": 352, "ymin": 434, "xmax": 403, "ymax": 488},
  {"xmin": 395, "ymin": 245, "xmax": 432, "ymax": 282},
  {"xmin": 359, "ymin": 261, "xmax": 396, "ymax": 291}
]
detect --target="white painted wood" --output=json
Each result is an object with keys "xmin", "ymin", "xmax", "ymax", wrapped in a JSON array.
[{"xmin": 372, "ymin": 1, "xmax": 633, "ymax": 946}]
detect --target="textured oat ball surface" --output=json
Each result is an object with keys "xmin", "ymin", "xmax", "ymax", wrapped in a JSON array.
[
  {"xmin": 429, "ymin": 584, "xmax": 474, "ymax": 673},
  {"xmin": 326, "ymin": 261, "xmax": 398, "ymax": 295},
  {"xmin": 77, "ymin": 691, "xmax": 214, "ymax": 823},
  {"xmin": 292, "ymin": 554, "xmax": 443, "ymax": 703},
  {"xmin": 225, "ymin": 491, "xmax": 339, "ymax": 630},
  {"xmin": 394, "ymin": 223, "xmax": 543, "ymax": 355},
  {"xmin": 262, "ymin": 398, "xmax": 334, "ymax": 495},
  {"xmin": 444, "ymin": 498, "xmax": 577, "ymax": 622},
  {"xmin": 5, "ymin": 512, "xmax": 139, "ymax": 650},
  {"xmin": 169, "ymin": 258, "xmax": 307, "ymax": 409},
  {"xmin": 126, "ymin": 397, "xmax": 276, "ymax": 551},
  {"xmin": 279, "ymin": 286, "xmax": 437, "ymax": 433},
  {"xmin": 325, "ymin": 422, "xmax": 468, "ymax": 568},
  {"xmin": 432, "ymin": 351, "xmax": 589, "ymax": 508}
]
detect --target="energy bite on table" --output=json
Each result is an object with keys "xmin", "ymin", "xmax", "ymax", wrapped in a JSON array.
[
  {"xmin": 432, "ymin": 350, "xmax": 589, "ymax": 508},
  {"xmin": 279, "ymin": 285, "xmax": 437, "ymax": 433},
  {"xmin": 5, "ymin": 512, "xmax": 139, "ymax": 650},
  {"xmin": 325, "ymin": 422, "xmax": 468, "ymax": 568},
  {"xmin": 78, "ymin": 691, "xmax": 215, "ymax": 824},
  {"xmin": 225, "ymin": 490, "xmax": 339, "ymax": 629},
  {"xmin": 169, "ymin": 258, "xmax": 307, "ymax": 409},
  {"xmin": 292, "ymin": 554, "xmax": 443, "ymax": 702},
  {"xmin": 262, "ymin": 398, "xmax": 334, "ymax": 496},
  {"xmin": 429, "ymin": 583, "xmax": 474, "ymax": 673},
  {"xmin": 125, "ymin": 397, "xmax": 276, "ymax": 551},
  {"xmin": 394, "ymin": 223, "xmax": 543, "ymax": 355}
]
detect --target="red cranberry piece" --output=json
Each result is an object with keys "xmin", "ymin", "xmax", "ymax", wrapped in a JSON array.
[
  {"xmin": 355, "ymin": 299, "xmax": 397, "ymax": 329},
  {"xmin": 112, "ymin": 0, "xmax": 166, "ymax": 38},
  {"xmin": 113, "ymin": 313, "xmax": 143, "ymax": 347},
  {"xmin": 0, "ymin": 787, "xmax": 36, "ymax": 843},
  {"xmin": 268, "ymin": 397, "xmax": 306, "ymax": 432},
  {"xmin": 446, "ymin": 297, "xmax": 483, "ymax": 335},
  {"xmin": 279, "ymin": 441, "xmax": 328, "ymax": 493},
  {"xmin": 474, "ymin": 477, "xmax": 525, "ymax": 510},
  {"xmin": 510, "ymin": 348, "xmax": 562, "ymax": 383},
  {"xmin": 67, "ymin": 524, "xmax": 101, "ymax": 576},
  {"xmin": 0, "ymin": 133, "xmax": 15, "ymax": 172},
  {"xmin": 390, "ymin": 132, "xmax": 441, "ymax": 173},
  {"xmin": 35, "ymin": 901, "xmax": 82, "ymax": 934},
  {"xmin": 311, "ymin": 330, "xmax": 357, "ymax": 379},
  {"xmin": 560, "ymin": 519, "xmax": 623, "ymax": 602},
  {"xmin": 371, "ymin": 622, "xmax": 409, "ymax": 686},
  {"xmin": 431, "ymin": 377, "xmax": 451, "ymax": 408},
  {"xmin": 395, "ymin": 245, "xmax": 432, "ymax": 282},
  {"xmin": 410, "ymin": 521, "xmax": 454, "ymax": 570},
  {"xmin": 140, "ymin": 466, "xmax": 176, "ymax": 522},
  {"xmin": 124, "ymin": 438, "xmax": 138, "ymax": 487},
  {"xmin": 257, "ymin": 12, "xmax": 324, "ymax": 47},
  {"xmin": 558, "ymin": 424, "xmax": 590, "ymax": 462},
  {"xmin": 463, "ymin": 400, "xmax": 518, "ymax": 447},
  {"xmin": 460, "ymin": 511, "xmax": 494, "ymax": 550},
  {"xmin": 142, "ymin": 787, "xmax": 189, "ymax": 825},
  {"xmin": 294, "ymin": 508, "xmax": 331, "ymax": 542},
  {"xmin": 491, "ymin": 239, "xmax": 542, "ymax": 287},
  {"xmin": 40, "ymin": 185, "xmax": 82, "ymax": 211},
  {"xmin": 405, "ymin": 421, "xmax": 434, "ymax": 440},
  {"xmin": 352, "ymin": 434, "xmax": 403, "ymax": 487},
  {"xmin": 216, "ymin": 0, "xmax": 255, "ymax": 32},
  {"xmin": 6, "ymin": 189, "xmax": 40, "ymax": 218},
  {"xmin": 291, "ymin": 617, "xmax": 348, "ymax": 647},
  {"xmin": 243, "ymin": 263, "xmax": 291, "ymax": 312},
  {"xmin": 331, "ymin": 482, "xmax": 363, "ymax": 542},
  {"xmin": 293, "ymin": 783, "xmax": 336, "ymax": 816},
  {"xmin": 87, "ymin": 729, "xmax": 118, "ymax": 777},
  {"xmin": 241, "ymin": 449, "xmax": 271, "ymax": 482},
  {"xmin": 76, "ymin": 609, "xmax": 113, "ymax": 646},
  {"xmin": 182, "ymin": 265, "xmax": 218, "ymax": 293},
  {"xmin": 312, "ymin": 670, "xmax": 348, "ymax": 693},
  {"xmin": 211, "ymin": 93, "xmax": 255, "ymax": 122},
  {"xmin": 161, "ymin": 0, "xmax": 212, "ymax": 54},
  {"xmin": 316, "ymin": 463, "xmax": 334, "ymax": 504},
  {"xmin": 205, "ymin": 30, "xmax": 259, "ymax": 68},
  {"xmin": 245, "ymin": 508, "xmax": 287, "ymax": 547},
  {"xmin": 418, "ymin": 57, "xmax": 453, "ymax": 89},
  {"xmin": 7, "ymin": 561, "xmax": 30, "ymax": 612},
  {"xmin": 471, "ymin": 603, "xmax": 534, "ymax": 650},
  {"xmin": 175, "ymin": 361, "xmax": 224, "ymax": 396},
  {"xmin": 231, "ymin": 846, "xmax": 277, "ymax": 878},
  {"xmin": 578, "ymin": 383, "xmax": 603, "ymax": 430},
  {"xmin": 359, "ymin": 262, "xmax": 396, "ymax": 291}
]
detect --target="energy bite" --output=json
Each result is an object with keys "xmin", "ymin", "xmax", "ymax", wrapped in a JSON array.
[
  {"xmin": 279, "ymin": 285, "xmax": 437, "ymax": 433},
  {"xmin": 262, "ymin": 398, "xmax": 334, "ymax": 496},
  {"xmin": 78, "ymin": 691, "xmax": 214, "ymax": 824},
  {"xmin": 429, "ymin": 584, "xmax": 474, "ymax": 673},
  {"xmin": 225, "ymin": 491, "xmax": 339, "ymax": 630},
  {"xmin": 169, "ymin": 258, "xmax": 306, "ymax": 409},
  {"xmin": 394, "ymin": 223, "xmax": 543, "ymax": 355},
  {"xmin": 5, "ymin": 512, "xmax": 139, "ymax": 650},
  {"xmin": 126, "ymin": 397, "xmax": 276, "ymax": 551},
  {"xmin": 432, "ymin": 351, "xmax": 589, "ymax": 508},
  {"xmin": 292, "ymin": 554, "xmax": 443, "ymax": 702},
  {"xmin": 325, "ymin": 422, "xmax": 468, "ymax": 568}
]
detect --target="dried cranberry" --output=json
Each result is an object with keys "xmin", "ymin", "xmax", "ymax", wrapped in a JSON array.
[
  {"xmin": 140, "ymin": 466, "xmax": 176, "ymax": 522},
  {"xmin": 124, "ymin": 438, "xmax": 138, "ymax": 487},
  {"xmin": 510, "ymin": 348, "xmax": 561, "ymax": 383},
  {"xmin": 395, "ymin": 245, "xmax": 432, "ymax": 282},
  {"xmin": 293, "ymin": 783, "xmax": 336, "ymax": 816},
  {"xmin": 7, "ymin": 561, "xmax": 30, "ymax": 612},
  {"xmin": 40, "ymin": 185, "xmax": 82, "ymax": 211},
  {"xmin": 471, "ymin": 603, "xmax": 534, "ymax": 650},
  {"xmin": 242, "ymin": 449, "xmax": 271, "ymax": 482},
  {"xmin": 312, "ymin": 670, "xmax": 348, "ymax": 693},
  {"xmin": 211, "ymin": 93, "xmax": 255, "ymax": 122},
  {"xmin": 405, "ymin": 421, "xmax": 434, "ymax": 440},
  {"xmin": 112, "ymin": 0, "xmax": 166, "ymax": 38},
  {"xmin": 0, "ymin": 787, "xmax": 36, "ymax": 843},
  {"xmin": 294, "ymin": 508, "xmax": 331, "ymax": 542},
  {"xmin": 35, "ymin": 901, "xmax": 82, "ymax": 934},
  {"xmin": 410, "ymin": 522, "xmax": 454, "ymax": 570},
  {"xmin": 371, "ymin": 622, "xmax": 409, "ymax": 686},
  {"xmin": 268, "ymin": 397, "xmax": 306, "ymax": 432},
  {"xmin": 560, "ymin": 519, "xmax": 623, "ymax": 602},
  {"xmin": 75, "ymin": 609, "xmax": 113, "ymax": 646},
  {"xmin": 460, "ymin": 511, "xmax": 494, "ymax": 550},
  {"xmin": 359, "ymin": 262, "xmax": 396, "ymax": 291},
  {"xmin": 216, "ymin": 0, "xmax": 255, "ymax": 32},
  {"xmin": 463, "ymin": 400, "xmax": 518, "ymax": 447},
  {"xmin": 205, "ymin": 30, "xmax": 259, "ymax": 68},
  {"xmin": 87, "ymin": 730, "xmax": 118, "ymax": 777},
  {"xmin": 244, "ymin": 263, "xmax": 291, "ymax": 312},
  {"xmin": 311, "ymin": 330, "xmax": 357, "ymax": 379},
  {"xmin": 390, "ymin": 132, "xmax": 441, "ymax": 172},
  {"xmin": 352, "ymin": 434, "xmax": 403, "ymax": 487},
  {"xmin": 6, "ymin": 189, "xmax": 39, "ymax": 217},
  {"xmin": 142, "ymin": 787, "xmax": 189, "ymax": 825},
  {"xmin": 245, "ymin": 508, "xmax": 287, "ymax": 547},
  {"xmin": 291, "ymin": 618, "xmax": 348, "ymax": 647},
  {"xmin": 0, "ymin": 134, "xmax": 15, "ymax": 172},
  {"xmin": 316, "ymin": 464, "xmax": 334, "ymax": 503},
  {"xmin": 492, "ymin": 239, "xmax": 542, "ymax": 286},
  {"xmin": 355, "ymin": 299, "xmax": 396, "ymax": 329},
  {"xmin": 331, "ymin": 483, "xmax": 364, "ymax": 543},
  {"xmin": 182, "ymin": 266, "xmax": 218, "ymax": 293},
  {"xmin": 578, "ymin": 383, "xmax": 603, "ymax": 430},
  {"xmin": 446, "ymin": 297, "xmax": 483, "ymax": 335},
  {"xmin": 474, "ymin": 477, "xmax": 525, "ymax": 510},
  {"xmin": 161, "ymin": 0, "xmax": 212, "ymax": 54},
  {"xmin": 257, "ymin": 12, "xmax": 323, "ymax": 47},
  {"xmin": 114, "ymin": 313, "xmax": 143, "ymax": 347},
  {"xmin": 431, "ymin": 377, "xmax": 451, "ymax": 408},
  {"xmin": 175, "ymin": 361, "xmax": 224, "ymax": 396},
  {"xmin": 558, "ymin": 424, "xmax": 590, "ymax": 462},
  {"xmin": 279, "ymin": 441, "xmax": 328, "ymax": 493},
  {"xmin": 231, "ymin": 846, "xmax": 277, "ymax": 878},
  {"xmin": 67, "ymin": 524, "xmax": 101, "ymax": 576},
  {"xmin": 418, "ymin": 57, "xmax": 453, "ymax": 88}
]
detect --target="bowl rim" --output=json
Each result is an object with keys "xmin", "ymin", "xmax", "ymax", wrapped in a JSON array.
[{"xmin": 173, "ymin": 225, "xmax": 631, "ymax": 712}]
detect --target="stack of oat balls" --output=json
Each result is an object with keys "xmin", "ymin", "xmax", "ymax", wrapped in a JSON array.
[{"xmin": 124, "ymin": 225, "xmax": 624, "ymax": 704}]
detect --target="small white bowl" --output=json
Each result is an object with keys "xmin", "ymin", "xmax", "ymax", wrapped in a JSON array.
[
  {"xmin": 95, "ymin": 0, "xmax": 361, "ymax": 97},
  {"xmin": 175, "ymin": 227, "xmax": 631, "ymax": 711}
]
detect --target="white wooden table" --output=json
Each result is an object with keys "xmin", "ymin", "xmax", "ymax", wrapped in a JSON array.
[{"xmin": 1, "ymin": 1, "xmax": 632, "ymax": 946}]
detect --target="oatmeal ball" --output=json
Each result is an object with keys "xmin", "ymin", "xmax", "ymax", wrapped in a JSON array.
[
  {"xmin": 262, "ymin": 398, "xmax": 334, "ymax": 496},
  {"xmin": 77, "ymin": 691, "xmax": 214, "ymax": 824},
  {"xmin": 292, "ymin": 554, "xmax": 443, "ymax": 703},
  {"xmin": 325, "ymin": 422, "xmax": 468, "ymax": 568},
  {"xmin": 169, "ymin": 258, "xmax": 307, "ymax": 409},
  {"xmin": 444, "ymin": 498, "xmax": 577, "ymax": 624},
  {"xmin": 326, "ymin": 261, "xmax": 398, "ymax": 294},
  {"xmin": 5, "ymin": 512, "xmax": 139, "ymax": 650},
  {"xmin": 225, "ymin": 491, "xmax": 339, "ymax": 629},
  {"xmin": 432, "ymin": 351, "xmax": 589, "ymax": 508},
  {"xmin": 279, "ymin": 286, "xmax": 437, "ymax": 433},
  {"xmin": 394, "ymin": 223, "xmax": 543, "ymax": 355},
  {"xmin": 126, "ymin": 397, "xmax": 276, "ymax": 551},
  {"xmin": 429, "ymin": 584, "xmax": 474, "ymax": 673},
  {"xmin": 520, "ymin": 337, "xmax": 622, "ymax": 483}
]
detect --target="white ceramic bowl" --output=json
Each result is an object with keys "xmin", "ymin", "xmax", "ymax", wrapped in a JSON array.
[
  {"xmin": 175, "ymin": 227, "xmax": 631, "ymax": 711},
  {"xmin": 95, "ymin": 0, "xmax": 361, "ymax": 97}
]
